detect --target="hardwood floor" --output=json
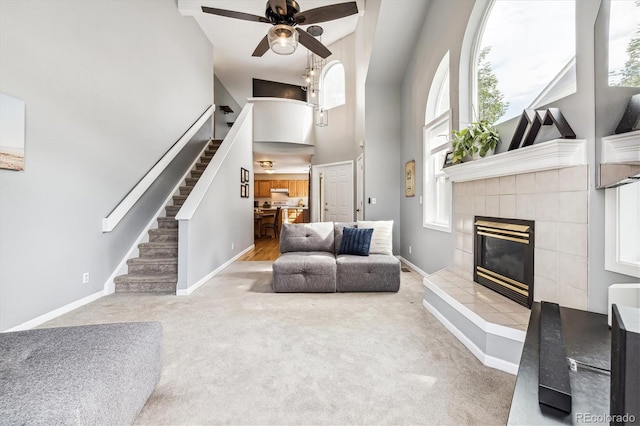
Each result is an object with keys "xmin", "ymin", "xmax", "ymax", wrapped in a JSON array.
[{"xmin": 238, "ymin": 237, "xmax": 280, "ymax": 261}]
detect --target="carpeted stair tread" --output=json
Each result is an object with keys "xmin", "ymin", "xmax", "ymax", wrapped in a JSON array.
[
  {"xmin": 148, "ymin": 229, "xmax": 178, "ymax": 242},
  {"xmin": 157, "ymin": 217, "xmax": 178, "ymax": 228},
  {"xmin": 127, "ymin": 257, "xmax": 177, "ymax": 265},
  {"xmin": 165, "ymin": 205, "xmax": 181, "ymax": 217},
  {"xmin": 179, "ymin": 186, "xmax": 193, "ymax": 195},
  {"xmin": 173, "ymin": 195, "xmax": 187, "ymax": 205},
  {"xmin": 126, "ymin": 256, "xmax": 178, "ymax": 274},
  {"xmin": 114, "ymin": 273, "xmax": 177, "ymax": 293},
  {"xmin": 138, "ymin": 241, "xmax": 178, "ymax": 248}
]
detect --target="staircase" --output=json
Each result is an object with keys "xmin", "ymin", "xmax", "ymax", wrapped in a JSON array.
[{"xmin": 114, "ymin": 139, "xmax": 222, "ymax": 293}]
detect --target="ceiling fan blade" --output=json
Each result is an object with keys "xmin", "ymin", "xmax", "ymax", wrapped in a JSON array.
[
  {"xmin": 252, "ymin": 35, "xmax": 270, "ymax": 57},
  {"xmin": 294, "ymin": 2, "xmax": 358, "ymax": 25},
  {"xmin": 269, "ymin": 0, "xmax": 288, "ymax": 16},
  {"xmin": 296, "ymin": 28, "xmax": 332, "ymax": 59},
  {"xmin": 201, "ymin": 6, "xmax": 270, "ymax": 23}
]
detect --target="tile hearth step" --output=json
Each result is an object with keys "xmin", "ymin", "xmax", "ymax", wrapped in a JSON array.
[
  {"xmin": 114, "ymin": 273, "xmax": 177, "ymax": 293},
  {"xmin": 423, "ymin": 268, "xmax": 527, "ymax": 375}
]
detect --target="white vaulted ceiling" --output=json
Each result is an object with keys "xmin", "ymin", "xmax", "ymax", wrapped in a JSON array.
[{"xmin": 178, "ymin": 0, "xmax": 364, "ymax": 105}]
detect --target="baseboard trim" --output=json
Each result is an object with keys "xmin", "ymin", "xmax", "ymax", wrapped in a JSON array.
[
  {"xmin": 422, "ymin": 299, "xmax": 519, "ymax": 375},
  {"xmin": 4, "ymin": 290, "xmax": 106, "ymax": 332},
  {"xmin": 176, "ymin": 244, "xmax": 254, "ymax": 296},
  {"xmin": 397, "ymin": 256, "xmax": 428, "ymax": 277}
]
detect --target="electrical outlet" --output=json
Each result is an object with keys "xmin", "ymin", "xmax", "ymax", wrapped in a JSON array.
[
  {"xmin": 231, "ymin": 243, "xmax": 234, "ymax": 250},
  {"xmin": 419, "ymin": 196, "xmax": 423, "ymax": 204},
  {"xmin": 409, "ymin": 246, "xmax": 412, "ymax": 254},
  {"xmin": 82, "ymin": 272, "xmax": 90, "ymax": 284}
]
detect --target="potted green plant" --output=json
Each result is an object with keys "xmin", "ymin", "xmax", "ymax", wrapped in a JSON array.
[{"xmin": 451, "ymin": 120, "xmax": 500, "ymax": 164}]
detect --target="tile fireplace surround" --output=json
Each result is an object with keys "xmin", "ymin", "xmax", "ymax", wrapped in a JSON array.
[{"xmin": 422, "ymin": 139, "xmax": 589, "ymax": 374}]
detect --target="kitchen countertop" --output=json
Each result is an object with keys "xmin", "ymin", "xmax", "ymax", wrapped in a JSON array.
[{"xmin": 257, "ymin": 206, "xmax": 308, "ymax": 210}]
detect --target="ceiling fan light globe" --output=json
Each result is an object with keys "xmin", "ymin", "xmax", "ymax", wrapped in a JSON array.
[{"xmin": 268, "ymin": 24, "xmax": 298, "ymax": 55}]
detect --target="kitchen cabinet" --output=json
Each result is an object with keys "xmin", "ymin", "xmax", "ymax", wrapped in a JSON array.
[
  {"xmin": 257, "ymin": 181, "xmax": 271, "ymax": 198},
  {"xmin": 270, "ymin": 180, "xmax": 287, "ymax": 189},
  {"xmin": 296, "ymin": 180, "xmax": 308, "ymax": 198},
  {"xmin": 254, "ymin": 179, "xmax": 309, "ymax": 198},
  {"xmin": 288, "ymin": 180, "xmax": 297, "ymax": 197}
]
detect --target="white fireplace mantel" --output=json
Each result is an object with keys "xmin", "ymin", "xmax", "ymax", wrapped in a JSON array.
[
  {"xmin": 443, "ymin": 138, "xmax": 587, "ymax": 182},
  {"xmin": 600, "ymin": 130, "xmax": 640, "ymax": 164}
]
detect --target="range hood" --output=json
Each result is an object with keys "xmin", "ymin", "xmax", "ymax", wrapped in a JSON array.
[{"xmin": 270, "ymin": 188, "xmax": 289, "ymax": 194}]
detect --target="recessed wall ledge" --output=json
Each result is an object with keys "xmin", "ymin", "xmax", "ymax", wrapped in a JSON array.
[
  {"xmin": 443, "ymin": 138, "xmax": 587, "ymax": 183},
  {"xmin": 600, "ymin": 130, "xmax": 640, "ymax": 164}
]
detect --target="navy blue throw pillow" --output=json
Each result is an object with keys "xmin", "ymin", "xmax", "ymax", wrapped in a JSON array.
[{"xmin": 339, "ymin": 227, "xmax": 373, "ymax": 256}]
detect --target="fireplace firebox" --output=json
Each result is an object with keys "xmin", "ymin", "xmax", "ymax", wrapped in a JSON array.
[{"xmin": 474, "ymin": 216, "xmax": 534, "ymax": 308}]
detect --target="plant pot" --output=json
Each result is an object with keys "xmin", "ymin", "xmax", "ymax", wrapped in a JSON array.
[{"xmin": 472, "ymin": 147, "xmax": 495, "ymax": 160}]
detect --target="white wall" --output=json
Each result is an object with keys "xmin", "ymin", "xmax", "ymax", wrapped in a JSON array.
[
  {"xmin": 214, "ymin": 76, "xmax": 241, "ymax": 140},
  {"xmin": 0, "ymin": 0, "xmax": 213, "ymax": 331},
  {"xmin": 398, "ymin": 0, "xmax": 472, "ymax": 274},
  {"xmin": 251, "ymin": 98, "xmax": 315, "ymax": 145},
  {"xmin": 312, "ymin": 1, "xmax": 381, "ymax": 167},
  {"xmin": 364, "ymin": 85, "xmax": 402, "ymax": 254},
  {"xmin": 177, "ymin": 105, "xmax": 254, "ymax": 293}
]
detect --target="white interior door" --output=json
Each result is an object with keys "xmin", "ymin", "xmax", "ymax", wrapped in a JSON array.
[
  {"xmin": 356, "ymin": 154, "xmax": 364, "ymax": 221},
  {"xmin": 323, "ymin": 162, "xmax": 353, "ymax": 222}
]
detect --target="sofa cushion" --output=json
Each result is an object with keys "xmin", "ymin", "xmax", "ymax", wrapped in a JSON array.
[
  {"xmin": 279, "ymin": 222, "xmax": 335, "ymax": 253},
  {"xmin": 272, "ymin": 252, "xmax": 337, "ymax": 292},
  {"xmin": 334, "ymin": 222, "xmax": 357, "ymax": 253},
  {"xmin": 336, "ymin": 254, "xmax": 400, "ymax": 292},
  {"xmin": 357, "ymin": 220, "xmax": 393, "ymax": 255},
  {"xmin": 0, "ymin": 322, "xmax": 162, "ymax": 425},
  {"xmin": 338, "ymin": 227, "xmax": 373, "ymax": 256}
]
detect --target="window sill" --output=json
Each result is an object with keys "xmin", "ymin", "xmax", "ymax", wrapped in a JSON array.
[{"xmin": 423, "ymin": 222, "xmax": 452, "ymax": 233}]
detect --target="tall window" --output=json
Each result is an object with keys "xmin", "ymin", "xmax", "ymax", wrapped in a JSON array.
[
  {"xmin": 608, "ymin": 0, "xmax": 640, "ymax": 87},
  {"xmin": 475, "ymin": 1, "xmax": 576, "ymax": 124},
  {"xmin": 320, "ymin": 61, "xmax": 345, "ymax": 110},
  {"xmin": 424, "ymin": 52, "xmax": 451, "ymax": 233}
]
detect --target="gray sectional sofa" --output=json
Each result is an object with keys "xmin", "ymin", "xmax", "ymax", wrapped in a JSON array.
[
  {"xmin": 0, "ymin": 322, "xmax": 162, "ymax": 425},
  {"xmin": 272, "ymin": 222, "xmax": 400, "ymax": 292}
]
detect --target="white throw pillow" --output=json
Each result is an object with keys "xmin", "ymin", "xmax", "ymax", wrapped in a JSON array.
[{"xmin": 357, "ymin": 220, "xmax": 393, "ymax": 255}]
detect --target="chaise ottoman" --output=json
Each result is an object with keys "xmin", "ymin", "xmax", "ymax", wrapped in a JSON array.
[{"xmin": 0, "ymin": 321, "xmax": 162, "ymax": 425}]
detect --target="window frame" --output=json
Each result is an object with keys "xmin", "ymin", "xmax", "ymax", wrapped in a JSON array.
[
  {"xmin": 469, "ymin": 0, "xmax": 577, "ymax": 125},
  {"xmin": 605, "ymin": 184, "xmax": 640, "ymax": 278},
  {"xmin": 319, "ymin": 60, "xmax": 345, "ymax": 111},
  {"xmin": 423, "ymin": 110, "xmax": 452, "ymax": 233}
]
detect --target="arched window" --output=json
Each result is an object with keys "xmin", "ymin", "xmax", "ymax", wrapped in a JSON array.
[
  {"xmin": 473, "ymin": 1, "xmax": 576, "ymax": 124},
  {"xmin": 423, "ymin": 52, "xmax": 451, "ymax": 232},
  {"xmin": 320, "ymin": 61, "xmax": 345, "ymax": 110}
]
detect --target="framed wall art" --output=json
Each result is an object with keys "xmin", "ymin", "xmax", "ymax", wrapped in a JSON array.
[{"xmin": 405, "ymin": 160, "xmax": 415, "ymax": 197}]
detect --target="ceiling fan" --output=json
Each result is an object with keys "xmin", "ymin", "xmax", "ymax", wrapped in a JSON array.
[{"xmin": 201, "ymin": 0, "xmax": 358, "ymax": 59}]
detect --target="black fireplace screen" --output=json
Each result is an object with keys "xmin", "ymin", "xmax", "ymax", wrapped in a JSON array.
[
  {"xmin": 474, "ymin": 216, "xmax": 534, "ymax": 308},
  {"xmin": 482, "ymin": 237, "xmax": 525, "ymax": 284}
]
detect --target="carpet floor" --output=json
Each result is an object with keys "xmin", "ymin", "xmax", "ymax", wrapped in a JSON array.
[{"xmin": 42, "ymin": 261, "xmax": 515, "ymax": 425}]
